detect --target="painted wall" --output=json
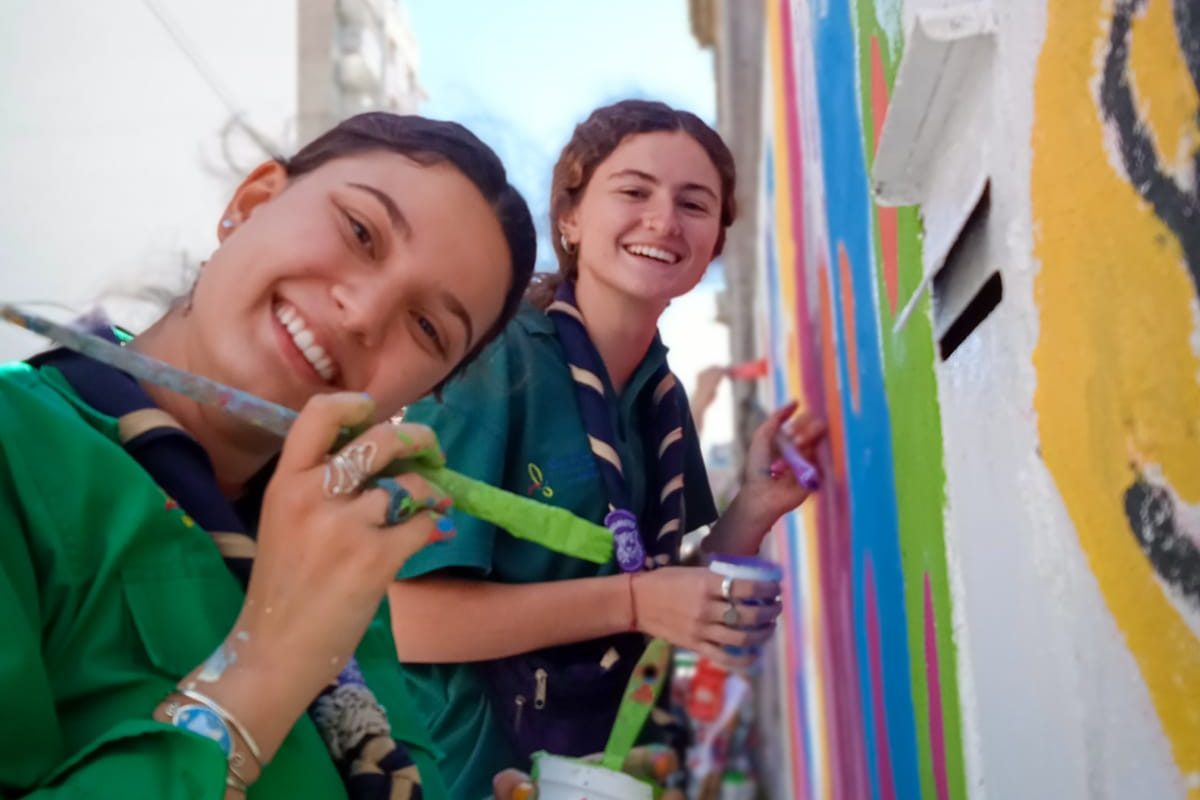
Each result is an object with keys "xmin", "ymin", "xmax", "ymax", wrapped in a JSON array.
[{"xmin": 754, "ymin": 0, "xmax": 1200, "ymax": 797}]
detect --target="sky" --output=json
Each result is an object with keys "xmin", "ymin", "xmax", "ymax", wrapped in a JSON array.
[{"xmin": 407, "ymin": 0, "xmax": 735, "ymax": 444}]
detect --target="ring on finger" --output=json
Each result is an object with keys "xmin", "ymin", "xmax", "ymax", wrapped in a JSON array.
[
  {"xmin": 376, "ymin": 478, "xmax": 422, "ymax": 526},
  {"xmin": 722, "ymin": 601, "xmax": 740, "ymax": 628},
  {"xmin": 323, "ymin": 441, "xmax": 378, "ymax": 498},
  {"xmin": 720, "ymin": 575, "xmax": 735, "ymax": 602}
]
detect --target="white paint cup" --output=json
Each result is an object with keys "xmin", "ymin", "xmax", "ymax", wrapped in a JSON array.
[
  {"xmin": 532, "ymin": 752, "xmax": 653, "ymax": 800},
  {"xmin": 708, "ymin": 554, "xmax": 783, "ymax": 605}
]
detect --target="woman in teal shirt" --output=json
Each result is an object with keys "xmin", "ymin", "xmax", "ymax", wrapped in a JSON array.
[
  {"xmin": 390, "ymin": 100, "xmax": 826, "ymax": 797},
  {"xmin": 0, "ymin": 112, "xmax": 535, "ymax": 799}
]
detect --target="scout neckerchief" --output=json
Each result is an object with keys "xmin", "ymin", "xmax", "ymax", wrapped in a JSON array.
[
  {"xmin": 30, "ymin": 331, "xmax": 425, "ymax": 800},
  {"xmin": 546, "ymin": 281, "xmax": 686, "ymax": 572}
]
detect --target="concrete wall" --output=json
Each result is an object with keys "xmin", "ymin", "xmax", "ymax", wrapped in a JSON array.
[{"xmin": 752, "ymin": 1, "xmax": 1200, "ymax": 797}]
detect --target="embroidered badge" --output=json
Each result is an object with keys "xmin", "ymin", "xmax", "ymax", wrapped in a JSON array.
[
  {"xmin": 525, "ymin": 462, "xmax": 554, "ymax": 499},
  {"xmin": 605, "ymin": 508, "xmax": 645, "ymax": 573}
]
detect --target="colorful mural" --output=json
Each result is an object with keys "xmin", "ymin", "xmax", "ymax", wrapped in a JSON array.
[
  {"xmin": 761, "ymin": 1, "xmax": 966, "ymax": 798},
  {"xmin": 756, "ymin": 0, "xmax": 1200, "ymax": 796},
  {"xmin": 1033, "ymin": 0, "xmax": 1200, "ymax": 789}
]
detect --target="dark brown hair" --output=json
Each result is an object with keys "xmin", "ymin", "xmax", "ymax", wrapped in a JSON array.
[
  {"xmin": 527, "ymin": 99, "xmax": 736, "ymax": 309},
  {"xmin": 282, "ymin": 112, "xmax": 537, "ymax": 387}
]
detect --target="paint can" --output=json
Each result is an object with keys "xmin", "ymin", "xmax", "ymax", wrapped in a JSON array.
[
  {"xmin": 532, "ymin": 752, "xmax": 652, "ymax": 800},
  {"xmin": 708, "ymin": 555, "xmax": 783, "ymax": 606}
]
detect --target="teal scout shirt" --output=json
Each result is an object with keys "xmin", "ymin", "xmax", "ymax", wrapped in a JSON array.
[
  {"xmin": 395, "ymin": 304, "xmax": 718, "ymax": 799},
  {"xmin": 0, "ymin": 362, "xmax": 448, "ymax": 800}
]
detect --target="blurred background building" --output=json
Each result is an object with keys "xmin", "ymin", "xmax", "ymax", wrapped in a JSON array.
[{"xmin": 0, "ymin": 0, "xmax": 424, "ymax": 358}]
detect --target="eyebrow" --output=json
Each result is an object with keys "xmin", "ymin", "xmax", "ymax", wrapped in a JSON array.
[
  {"xmin": 347, "ymin": 182, "xmax": 412, "ymax": 240},
  {"xmin": 608, "ymin": 168, "xmax": 719, "ymax": 202},
  {"xmin": 439, "ymin": 290, "xmax": 475, "ymax": 352}
]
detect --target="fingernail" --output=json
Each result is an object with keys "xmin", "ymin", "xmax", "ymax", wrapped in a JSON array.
[
  {"xmin": 427, "ymin": 515, "xmax": 456, "ymax": 543},
  {"xmin": 769, "ymin": 458, "xmax": 787, "ymax": 479},
  {"xmin": 513, "ymin": 782, "xmax": 536, "ymax": 800}
]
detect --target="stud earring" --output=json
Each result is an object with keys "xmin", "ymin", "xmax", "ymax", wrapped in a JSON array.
[
  {"xmin": 221, "ymin": 218, "xmax": 235, "ymax": 229},
  {"xmin": 559, "ymin": 233, "xmax": 577, "ymax": 255}
]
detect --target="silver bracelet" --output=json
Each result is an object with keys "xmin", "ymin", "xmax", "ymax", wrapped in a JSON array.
[
  {"xmin": 225, "ymin": 771, "xmax": 248, "ymax": 794},
  {"xmin": 177, "ymin": 688, "xmax": 263, "ymax": 766}
]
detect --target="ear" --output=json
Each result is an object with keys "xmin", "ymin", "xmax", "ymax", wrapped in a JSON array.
[
  {"xmin": 557, "ymin": 206, "xmax": 581, "ymax": 250},
  {"xmin": 217, "ymin": 160, "xmax": 289, "ymax": 241}
]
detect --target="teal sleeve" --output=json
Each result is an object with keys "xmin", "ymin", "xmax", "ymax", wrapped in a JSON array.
[{"xmin": 399, "ymin": 339, "xmax": 515, "ymax": 579}]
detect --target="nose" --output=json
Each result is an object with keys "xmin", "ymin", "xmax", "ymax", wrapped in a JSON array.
[
  {"xmin": 642, "ymin": 194, "xmax": 682, "ymax": 237},
  {"xmin": 331, "ymin": 281, "xmax": 391, "ymax": 348}
]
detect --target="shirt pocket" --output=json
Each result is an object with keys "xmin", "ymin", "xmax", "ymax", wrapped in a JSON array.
[{"xmin": 121, "ymin": 561, "xmax": 243, "ymax": 678}]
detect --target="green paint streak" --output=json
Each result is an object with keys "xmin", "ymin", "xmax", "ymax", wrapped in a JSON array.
[{"xmin": 853, "ymin": 2, "xmax": 967, "ymax": 798}]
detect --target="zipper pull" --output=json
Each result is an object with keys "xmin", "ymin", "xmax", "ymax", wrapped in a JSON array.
[
  {"xmin": 514, "ymin": 694, "xmax": 526, "ymax": 731},
  {"xmin": 534, "ymin": 668, "xmax": 548, "ymax": 709}
]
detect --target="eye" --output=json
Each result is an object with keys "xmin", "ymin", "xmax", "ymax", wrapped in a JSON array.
[
  {"xmin": 680, "ymin": 198, "xmax": 710, "ymax": 214},
  {"xmin": 414, "ymin": 313, "xmax": 447, "ymax": 356},
  {"xmin": 619, "ymin": 187, "xmax": 649, "ymax": 199},
  {"xmin": 344, "ymin": 211, "xmax": 376, "ymax": 256}
]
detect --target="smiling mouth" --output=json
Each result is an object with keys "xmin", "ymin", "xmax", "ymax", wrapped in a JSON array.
[
  {"xmin": 623, "ymin": 243, "xmax": 682, "ymax": 264},
  {"xmin": 272, "ymin": 301, "xmax": 338, "ymax": 384}
]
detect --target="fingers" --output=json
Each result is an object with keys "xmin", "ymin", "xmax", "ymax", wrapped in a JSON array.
[
  {"xmin": 707, "ymin": 599, "xmax": 783, "ymax": 629},
  {"xmin": 695, "ymin": 639, "xmax": 758, "ymax": 672},
  {"xmin": 753, "ymin": 399, "xmax": 799, "ymax": 447},
  {"xmin": 704, "ymin": 620, "xmax": 777, "ymax": 650},
  {"xmin": 358, "ymin": 473, "xmax": 454, "ymax": 536},
  {"xmin": 492, "ymin": 769, "xmax": 535, "ymax": 800},
  {"xmin": 278, "ymin": 392, "xmax": 375, "ymax": 476},
  {"xmin": 785, "ymin": 413, "xmax": 828, "ymax": 459},
  {"xmin": 391, "ymin": 422, "xmax": 444, "ymax": 467},
  {"xmin": 622, "ymin": 745, "xmax": 679, "ymax": 782},
  {"xmin": 708, "ymin": 573, "xmax": 781, "ymax": 604}
]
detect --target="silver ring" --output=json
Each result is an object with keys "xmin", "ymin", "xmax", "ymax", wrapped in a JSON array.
[
  {"xmin": 720, "ymin": 575, "xmax": 735, "ymax": 602},
  {"xmin": 722, "ymin": 602, "xmax": 740, "ymax": 628},
  {"xmin": 322, "ymin": 441, "xmax": 378, "ymax": 498}
]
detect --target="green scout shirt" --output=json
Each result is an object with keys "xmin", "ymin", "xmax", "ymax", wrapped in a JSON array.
[
  {"xmin": 395, "ymin": 304, "xmax": 718, "ymax": 799},
  {"xmin": 0, "ymin": 362, "xmax": 448, "ymax": 800}
]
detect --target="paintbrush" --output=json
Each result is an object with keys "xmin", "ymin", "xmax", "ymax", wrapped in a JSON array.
[{"xmin": 0, "ymin": 303, "xmax": 613, "ymax": 564}]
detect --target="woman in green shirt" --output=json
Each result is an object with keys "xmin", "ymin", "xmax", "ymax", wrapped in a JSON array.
[
  {"xmin": 0, "ymin": 112, "xmax": 535, "ymax": 799},
  {"xmin": 391, "ymin": 100, "xmax": 826, "ymax": 798}
]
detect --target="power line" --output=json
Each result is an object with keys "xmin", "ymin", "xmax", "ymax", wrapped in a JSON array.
[{"xmin": 140, "ymin": 0, "xmax": 282, "ymax": 160}]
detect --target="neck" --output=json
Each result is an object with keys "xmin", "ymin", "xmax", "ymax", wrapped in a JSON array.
[
  {"xmin": 131, "ymin": 311, "xmax": 280, "ymax": 494},
  {"xmin": 573, "ymin": 271, "xmax": 666, "ymax": 393}
]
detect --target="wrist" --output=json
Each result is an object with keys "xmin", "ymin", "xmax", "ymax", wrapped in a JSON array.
[
  {"xmin": 626, "ymin": 573, "xmax": 639, "ymax": 632},
  {"xmin": 715, "ymin": 495, "xmax": 773, "ymax": 555},
  {"xmin": 176, "ymin": 634, "xmax": 312, "ymax": 765}
]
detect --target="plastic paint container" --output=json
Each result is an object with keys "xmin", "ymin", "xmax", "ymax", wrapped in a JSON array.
[{"xmin": 532, "ymin": 752, "xmax": 653, "ymax": 800}]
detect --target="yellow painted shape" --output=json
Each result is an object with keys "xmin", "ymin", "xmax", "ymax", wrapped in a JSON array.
[
  {"xmin": 1129, "ymin": 0, "xmax": 1200, "ymax": 176},
  {"xmin": 1033, "ymin": 0, "xmax": 1200, "ymax": 789}
]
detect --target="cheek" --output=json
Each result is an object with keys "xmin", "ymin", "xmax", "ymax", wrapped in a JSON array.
[{"xmin": 369, "ymin": 356, "xmax": 452, "ymax": 410}]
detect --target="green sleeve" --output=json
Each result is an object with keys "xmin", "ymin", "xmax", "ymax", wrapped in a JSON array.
[
  {"xmin": 399, "ymin": 338, "xmax": 515, "ymax": 579},
  {"xmin": 0, "ymin": 382, "xmax": 228, "ymax": 799}
]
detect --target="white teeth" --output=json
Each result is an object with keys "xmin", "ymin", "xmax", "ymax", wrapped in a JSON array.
[
  {"xmin": 625, "ymin": 244, "xmax": 679, "ymax": 264},
  {"xmin": 273, "ymin": 302, "xmax": 336, "ymax": 382}
]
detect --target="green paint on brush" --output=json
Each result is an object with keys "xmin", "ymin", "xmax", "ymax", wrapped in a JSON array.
[{"xmin": 397, "ymin": 463, "xmax": 612, "ymax": 564}]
